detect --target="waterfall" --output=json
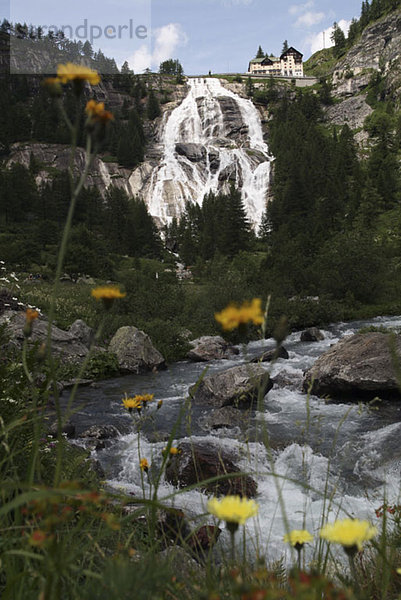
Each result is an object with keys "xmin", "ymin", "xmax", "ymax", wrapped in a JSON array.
[{"xmin": 141, "ymin": 78, "xmax": 271, "ymax": 228}]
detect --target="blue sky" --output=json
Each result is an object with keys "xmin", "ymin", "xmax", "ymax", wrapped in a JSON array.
[{"xmin": 2, "ymin": 0, "xmax": 363, "ymax": 74}]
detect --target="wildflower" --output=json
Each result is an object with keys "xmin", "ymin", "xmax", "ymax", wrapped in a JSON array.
[
  {"xmin": 122, "ymin": 396, "xmax": 142, "ymax": 412},
  {"xmin": 163, "ymin": 446, "xmax": 180, "ymax": 456},
  {"xmin": 139, "ymin": 393, "xmax": 155, "ymax": 404},
  {"xmin": 85, "ymin": 100, "xmax": 114, "ymax": 123},
  {"xmin": 207, "ymin": 495, "xmax": 258, "ymax": 533},
  {"xmin": 57, "ymin": 63, "xmax": 100, "ymax": 91},
  {"xmin": 25, "ymin": 308, "xmax": 39, "ymax": 323},
  {"xmin": 397, "ymin": 568, "xmax": 401, "ymax": 575},
  {"xmin": 23, "ymin": 308, "xmax": 39, "ymax": 337},
  {"xmin": 215, "ymin": 298, "xmax": 264, "ymax": 332},
  {"xmin": 319, "ymin": 518, "xmax": 377, "ymax": 553},
  {"xmin": 284, "ymin": 529, "xmax": 313, "ymax": 550},
  {"xmin": 91, "ymin": 286, "xmax": 126, "ymax": 309},
  {"xmin": 140, "ymin": 458, "xmax": 149, "ymax": 473},
  {"xmin": 29, "ymin": 530, "xmax": 47, "ymax": 547}
]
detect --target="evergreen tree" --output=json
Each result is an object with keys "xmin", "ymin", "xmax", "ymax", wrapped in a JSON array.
[
  {"xmin": 147, "ymin": 89, "xmax": 161, "ymax": 120},
  {"xmin": 331, "ymin": 22, "xmax": 346, "ymax": 57},
  {"xmin": 255, "ymin": 45, "xmax": 265, "ymax": 59},
  {"xmin": 281, "ymin": 40, "xmax": 289, "ymax": 54}
]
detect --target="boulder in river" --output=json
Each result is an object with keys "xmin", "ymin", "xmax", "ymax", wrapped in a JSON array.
[
  {"xmin": 109, "ymin": 326, "xmax": 166, "ymax": 374},
  {"xmin": 200, "ymin": 406, "xmax": 247, "ymax": 431},
  {"xmin": 303, "ymin": 332, "xmax": 401, "ymax": 398},
  {"xmin": 300, "ymin": 327, "xmax": 324, "ymax": 342},
  {"xmin": 187, "ymin": 335, "xmax": 239, "ymax": 362},
  {"xmin": 250, "ymin": 346, "xmax": 289, "ymax": 363},
  {"xmin": 165, "ymin": 441, "xmax": 257, "ymax": 497},
  {"xmin": 190, "ymin": 363, "xmax": 272, "ymax": 408}
]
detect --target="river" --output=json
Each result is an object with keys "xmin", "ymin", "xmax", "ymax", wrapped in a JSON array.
[{"xmin": 68, "ymin": 315, "xmax": 401, "ymax": 561}]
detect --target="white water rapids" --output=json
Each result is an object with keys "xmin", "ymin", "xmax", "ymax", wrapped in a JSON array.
[
  {"xmin": 71, "ymin": 316, "xmax": 401, "ymax": 564},
  {"xmin": 142, "ymin": 78, "xmax": 271, "ymax": 228}
]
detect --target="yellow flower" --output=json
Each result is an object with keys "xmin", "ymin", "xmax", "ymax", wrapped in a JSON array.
[
  {"xmin": 57, "ymin": 63, "xmax": 100, "ymax": 85},
  {"xmin": 122, "ymin": 397, "xmax": 142, "ymax": 411},
  {"xmin": 91, "ymin": 286, "xmax": 126, "ymax": 309},
  {"xmin": 215, "ymin": 298, "xmax": 264, "ymax": 331},
  {"xmin": 284, "ymin": 529, "xmax": 313, "ymax": 548},
  {"xmin": 319, "ymin": 519, "xmax": 377, "ymax": 551},
  {"xmin": 139, "ymin": 394, "xmax": 155, "ymax": 403},
  {"xmin": 85, "ymin": 100, "xmax": 114, "ymax": 123},
  {"xmin": 207, "ymin": 495, "xmax": 259, "ymax": 525},
  {"xmin": 91, "ymin": 286, "xmax": 126, "ymax": 300},
  {"xmin": 140, "ymin": 458, "xmax": 149, "ymax": 472}
]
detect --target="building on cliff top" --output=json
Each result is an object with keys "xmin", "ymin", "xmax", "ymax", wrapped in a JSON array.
[{"xmin": 248, "ymin": 47, "xmax": 303, "ymax": 77}]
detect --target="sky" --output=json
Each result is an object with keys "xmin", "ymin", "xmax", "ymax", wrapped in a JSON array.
[{"xmin": 2, "ymin": 0, "xmax": 363, "ymax": 74}]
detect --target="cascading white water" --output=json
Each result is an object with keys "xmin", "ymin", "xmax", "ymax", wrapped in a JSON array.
[{"xmin": 144, "ymin": 78, "xmax": 271, "ymax": 228}]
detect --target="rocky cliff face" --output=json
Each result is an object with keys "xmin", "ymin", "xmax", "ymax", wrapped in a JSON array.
[{"xmin": 325, "ymin": 9, "xmax": 401, "ymax": 141}]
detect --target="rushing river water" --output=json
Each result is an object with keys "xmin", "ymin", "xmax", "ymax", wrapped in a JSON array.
[{"xmin": 69, "ymin": 315, "xmax": 401, "ymax": 561}]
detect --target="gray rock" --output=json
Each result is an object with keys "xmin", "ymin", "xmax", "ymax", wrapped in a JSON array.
[
  {"xmin": 69, "ymin": 319, "xmax": 94, "ymax": 348},
  {"xmin": 190, "ymin": 363, "xmax": 272, "ymax": 408},
  {"xmin": 81, "ymin": 424, "xmax": 121, "ymax": 450},
  {"xmin": 81, "ymin": 425, "xmax": 120, "ymax": 440},
  {"xmin": 200, "ymin": 406, "xmax": 247, "ymax": 431},
  {"xmin": 165, "ymin": 441, "xmax": 257, "ymax": 497},
  {"xmin": 48, "ymin": 421, "xmax": 76, "ymax": 438},
  {"xmin": 1, "ymin": 310, "xmax": 89, "ymax": 361},
  {"xmin": 250, "ymin": 346, "xmax": 289, "ymax": 363},
  {"xmin": 187, "ymin": 335, "xmax": 239, "ymax": 362},
  {"xmin": 303, "ymin": 333, "xmax": 401, "ymax": 398},
  {"xmin": 175, "ymin": 142, "xmax": 207, "ymax": 163},
  {"xmin": 301, "ymin": 327, "xmax": 324, "ymax": 342},
  {"xmin": 217, "ymin": 96, "xmax": 248, "ymax": 139},
  {"xmin": 109, "ymin": 326, "xmax": 166, "ymax": 373}
]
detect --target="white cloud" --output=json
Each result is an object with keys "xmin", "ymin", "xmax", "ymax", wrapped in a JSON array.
[
  {"xmin": 307, "ymin": 19, "xmax": 351, "ymax": 54},
  {"xmin": 295, "ymin": 10, "xmax": 324, "ymax": 27},
  {"xmin": 289, "ymin": 1, "xmax": 314, "ymax": 16},
  {"xmin": 127, "ymin": 23, "xmax": 188, "ymax": 73}
]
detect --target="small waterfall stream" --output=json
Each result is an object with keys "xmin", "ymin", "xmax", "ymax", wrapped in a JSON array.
[
  {"xmin": 69, "ymin": 315, "xmax": 401, "ymax": 562},
  {"xmin": 144, "ymin": 78, "xmax": 271, "ymax": 227}
]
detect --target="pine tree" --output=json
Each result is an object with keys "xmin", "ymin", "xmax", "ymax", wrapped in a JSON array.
[
  {"xmin": 147, "ymin": 89, "xmax": 161, "ymax": 120},
  {"xmin": 255, "ymin": 45, "xmax": 265, "ymax": 59},
  {"xmin": 281, "ymin": 40, "xmax": 289, "ymax": 54}
]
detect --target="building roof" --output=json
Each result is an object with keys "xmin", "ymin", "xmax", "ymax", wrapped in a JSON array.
[{"xmin": 280, "ymin": 46, "xmax": 303, "ymax": 60}]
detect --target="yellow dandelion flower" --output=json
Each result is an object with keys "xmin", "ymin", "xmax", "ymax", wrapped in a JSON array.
[
  {"xmin": 207, "ymin": 495, "xmax": 259, "ymax": 525},
  {"xmin": 57, "ymin": 63, "xmax": 100, "ymax": 85},
  {"xmin": 319, "ymin": 519, "xmax": 377, "ymax": 551},
  {"xmin": 91, "ymin": 286, "xmax": 126, "ymax": 309},
  {"xmin": 284, "ymin": 529, "xmax": 313, "ymax": 548},
  {"xmin": 140, "ymin": 458, "xmax": 149, "ymax": 472},
  {"xmin": 215, "ymin": 298, "xmax": 264, "ymax": 331},
  {"xmin": 91, "ymin": 286, "xmax": 126, "ymax": 300},
  {"xmin": 138, "ymin": 394, "xmax": 154, "ymax": 403},
  {"xmin": 122, "ymin": 396, "xmax": 142, "ymax": 411},
  {"xmin": 85, "ymin": 100, "xmax": 114, "ymax": 123}
]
